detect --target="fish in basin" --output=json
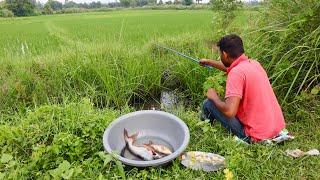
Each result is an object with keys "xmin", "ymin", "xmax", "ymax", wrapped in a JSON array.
[
  {"xmin": 144, "ymin": 141, "xmax": 173, "ymax": 156},
  {"xmin": 123, "ymin": 129, "xmax": 172, "ymax": 161}
]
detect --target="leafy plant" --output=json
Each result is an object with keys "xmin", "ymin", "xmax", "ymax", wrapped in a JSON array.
[
  {"xmin": 203, "ymin": 72, "xmax": 226, "ymax": 97},
  {"xmin": 247, "ymin": 0, "xmax": 320, "ymax": 104}
]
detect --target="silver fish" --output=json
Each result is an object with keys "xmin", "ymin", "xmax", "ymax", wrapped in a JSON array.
[
  {"xmin": 144, "ymin": 140, "xmax": 173, "ymax": 156},
  {"xmin": 123, "ymin": 129, "xmax": 160, "ymax": 161}
]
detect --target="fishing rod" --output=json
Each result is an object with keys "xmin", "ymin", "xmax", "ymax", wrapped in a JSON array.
[{"xmin": 156, "ymin": 44, "xmax": 213, "ymax": 70}]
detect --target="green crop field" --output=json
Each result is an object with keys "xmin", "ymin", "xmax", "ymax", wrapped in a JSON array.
[
  {"xmin": 0, "ymin": 5, "xmax": 319, "ymax": 179},
  {"xmin": 0, "ymin": 10, "xmax": 213, "ymax": 58}
]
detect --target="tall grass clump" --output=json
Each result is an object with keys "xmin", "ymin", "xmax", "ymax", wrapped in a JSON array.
[
  {"xmin": 0, "ymin": 44, "xmax": 165, "ymax": 113},
  {"xmin": 247, "ymin": 0, "xmax": 320, "ymax": 104},
  {"xmin": 0, "ymin": 32, "xmax": 215, "ymax": 113}
]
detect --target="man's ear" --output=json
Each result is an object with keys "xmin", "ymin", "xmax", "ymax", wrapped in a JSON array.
[{"xmin": 222, "ymin": 51, "xmax": 228, "ymax": 59}]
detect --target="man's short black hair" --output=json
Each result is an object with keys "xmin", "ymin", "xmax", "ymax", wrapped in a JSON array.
[{"xmin": 217, "ymin": 34, "xmax": 244, "ymax": 59}]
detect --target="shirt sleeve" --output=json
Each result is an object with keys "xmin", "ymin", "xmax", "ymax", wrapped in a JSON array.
[{"xmin": 225, "ymin": 69, "xmax": 245, "ymax": 99}]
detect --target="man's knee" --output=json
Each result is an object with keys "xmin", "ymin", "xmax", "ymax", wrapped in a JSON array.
[
  {"xmin": 203, "ymin": 99, "xmax": 215, "ymax": 111},
  {"xmin": 202, "ymin": 99, "xmax": 216, "ymax": 119}
]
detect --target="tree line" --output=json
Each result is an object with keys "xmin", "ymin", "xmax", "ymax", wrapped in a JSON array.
[{"xmin": 0, "ymin": 0, "xmax": 206, "ymax": 17}]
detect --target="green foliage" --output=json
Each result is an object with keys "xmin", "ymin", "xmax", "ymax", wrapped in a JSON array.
[
  {"xmin": 63, "ymin": 1, "xmax": 78, "ymax": 8},
  {"xmin": 0, "ymin": 10, "xmax": 214, "ymax": 112},
  {"xmin": 247, "ymin": 0, "xmax": 320, "ymax": 104},
  {"xmin": 211, "ymin": 0, "xmax": 242, "ymax": 11},
  {"xmin": 43, "ymin": 3, "xmax": 53, "ymax": 14},
  {"xmin": 45, "ymin": 0, "xmax": 62, "ymax": 11},
  {"xmin": 203, "ymin": 72, "xmax": 226, "ymax": 96},
  {"xmin": 210, "ymin": 0, "xmax": 243, "ymax": 43},
  {"xmin": 0, "ymin": 100, "xmax": 319, "ymax": 178},
  {"xmin": 0, "ymin": 99, "xmax": 125, "ymax": 179},
  {"xmin": 0, "ymin": 9, "xmax": 14, "ymax": 17},
  {"xmin": 120, "ymin": 0, "xmax": 131, "ymax": 7},
  {"xmin": 5, "ymin": 0, "xmax": 36, "ymax": 16},
  {"xmin": 182, "ymin": 0, "xmax": 193, "ymax": 6},
  {"xmin": 0, "ymin": 5, "xmax": 319, "ymax": 180}
]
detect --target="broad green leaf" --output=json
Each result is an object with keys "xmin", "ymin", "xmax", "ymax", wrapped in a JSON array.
[
  {"xmin": 97, "ymin": 152, "xmax": 113, "ymax": 166},
  {"xmin": 61, "ymin": 168, "xmax": 74, "ymax": 179},
  {"xmin": 115, "ymin": 160, "xmax": 126, "ymax": 180},
  {"xmin": 58, "ymin": 161, "xmax": 71, "ymax": 172},
  {"xmin": 1, "ymin": 154, "xmax": 13, "ymax": 164},
  {"xmin": 103, "ymin": 154, "xmax": 112, "ymax": 166},
  {"xmin": 50, "ymin": 160, "xmax": 71, "ymax": 178}
]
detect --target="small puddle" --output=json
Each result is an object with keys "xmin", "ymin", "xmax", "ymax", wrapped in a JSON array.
[{"xmin": 121, "ymin": 136, "xmax": 174, "ymax": 161}]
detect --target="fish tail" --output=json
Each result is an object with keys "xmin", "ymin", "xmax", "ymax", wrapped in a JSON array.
[
  {"xmin": 124, "ymin": 128, "xmax": 129, "ymax": 142},
  {"xmin": 124, "ymin": 129, "xmax": 139, "ymax": 142}
]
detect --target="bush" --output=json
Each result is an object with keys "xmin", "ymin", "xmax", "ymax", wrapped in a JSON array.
[
  {"xmin": 42, "ymin": 5, "xmax": 53, "ymax": 14},
  {"xmin": 5, "ymin": 0, "xmax": 36, "ymax": 16},
  {"xmin": 248, "ymin": 0, "xmax": 320, "ymax": 103},
  {"xmin": 0, "ymin": 9, "xmax": 14, "ymax": 17}
]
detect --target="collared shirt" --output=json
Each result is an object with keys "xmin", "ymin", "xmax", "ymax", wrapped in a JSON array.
[{"xmin": 225, "ymin": 54, "xmax": 285, "ymax": 142}]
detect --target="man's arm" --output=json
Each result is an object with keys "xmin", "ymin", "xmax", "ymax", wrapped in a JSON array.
[
  {"xmin": 199, "ymin": 59, "xmax": 227, "ymax": 72},
  {"xmin": 206, "ymin": 88, "xmax": 240, "ymax": 119}
]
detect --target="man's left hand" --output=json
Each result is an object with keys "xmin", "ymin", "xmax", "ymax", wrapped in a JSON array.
[{"xmin": 206, "ymin": 88, "xmax": 219, "ymax": 101}]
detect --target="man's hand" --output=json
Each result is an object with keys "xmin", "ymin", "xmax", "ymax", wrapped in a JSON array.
[
  {"xmin": 199, "ymin": 59, "xmax": 209, "ymax": 67},
  {"xmin": 199, "ymin": 58, "xmax": 227, "ymax": 72},
  {"xmin": 206, "ymin": 88, "xmax": 219, "ymax": 101}
]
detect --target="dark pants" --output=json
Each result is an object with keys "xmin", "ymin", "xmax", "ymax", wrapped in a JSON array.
[{"xmin": 202, "ymin": 99, "xmax": 251, "ymax": 143}]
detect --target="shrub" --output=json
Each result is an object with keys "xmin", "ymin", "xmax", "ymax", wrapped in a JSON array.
[
  {"xmin": 5, "ymin": 0, "xmax": 36, "ymax": 16},
  {"xmin": 248, "ymin": 0, "xmax": 320, "ymax": 103},
  {"xmin": 0, "ymin": 9, "xmax": 14, "ymax": 17}
]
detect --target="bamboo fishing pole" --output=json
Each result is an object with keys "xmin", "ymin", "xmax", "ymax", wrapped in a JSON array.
[{"xmin": 156, "ymin": 44, "xmax": 213, "ymax": 70}]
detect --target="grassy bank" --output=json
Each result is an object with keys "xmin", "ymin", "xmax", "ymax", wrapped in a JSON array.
[
  {"xmin": 0, "ymin": 10, "xmax": 220, "ymax": 113},
  {"xmin": 0, "ymin": 98, "xmax": 319, "ymax": 179},
  {"xmin": 1, "ymin": 5, "xmax": 319, "ymax": 179}
]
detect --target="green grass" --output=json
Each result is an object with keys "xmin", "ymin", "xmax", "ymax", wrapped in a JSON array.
[
  {"xmin": 0, "ymin": 97, "xmax": 319, "ymax": 179},
  {"xmin": 0, "ymin": 10, "xmax": 217, "ymax": 112},
  {"xmin": 0, "ymin": 8, "xmax": 319, "ymax": 179},
  {"xmin": 0, "ymin": 10, "xmax": 213, "ymax": 58}
]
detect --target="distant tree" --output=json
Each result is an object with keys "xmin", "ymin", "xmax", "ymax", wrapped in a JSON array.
[
  {"xmin": 78, "ymin": 3, "xmax": 89, "ymax": 8},
  {"xmin": 89, "ymin": 1, "xmax": 102, "ymax": 8},
  {"xmin": 5, "ymin": 0, "xmax": 36, "ymax": 16},
  {"xmin": 182, "ymin": 0, "xmax": 192, "ymax": 5},
  {"xmin": 107, "ymin": 2, "xmax": 121, "ymax": 8},
  {"xmin": 147, "ymin": 0, "xmax": 156, "ymax": 5},
  {"xmin": 43, "ymin": 3, "xmax": 53, "ymax": 14},
  {"xmin": 35, "ymin": 1, "xmax": 43, "ymax": 9},
  {"xmin": 211, "ymin": 0, "xmax": 242, "ymax": 11},
  {"xmin": 158, "ymin": 0, "xmax": 163, "ymax": 5},
  {"xmin": 173, "ymin": 0, "xmax": 180, "ymax": 4},
  {"xmin": 137, "ymin": 0, "xmax": 148, "ymax": 6},
  {"xmin": 165, "ymin": 1, "xmax": 172, "ymax": 5},
  {"xmin": 63, "ymin": 1, "xmax": 78, "ymax": 8},
  {"xmin": 0, "ymin": 1, "xmax": 5, "ymax": 9},
  {"xmin": 129, "ymin": 0, "xmax": 137, "ymax": 7},
  {"xmin": 119, "ymin": 0, "xmax": 130, "ymax": 7},
  {"xmin": 195, "ymin": 0, "xmax": 202, "ymax": 4},
  {"xmin": 0, "ymin": 8, "xmax": 14, "ymax": 17},
  {"xmin": 45, "ymin": 0, "xmax": 62, "ymax": 11}
]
